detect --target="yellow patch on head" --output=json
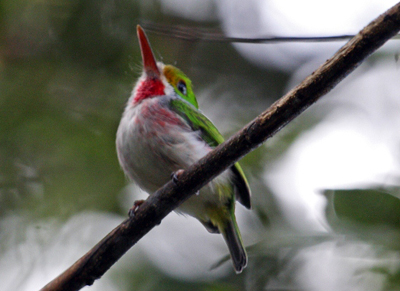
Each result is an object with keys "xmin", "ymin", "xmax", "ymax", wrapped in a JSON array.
[
  {"xmin": 162, "ymin": 64, "xmax": 198, "ymax": 109},
  {"xmin": 163, "ymin": 65, "xmax": 179, "ymax": 86}
]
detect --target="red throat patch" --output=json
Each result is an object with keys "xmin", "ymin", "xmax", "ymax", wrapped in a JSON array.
[{"xmin": 133, "ymin": 78, "xmax": 165, "ymax": 104}]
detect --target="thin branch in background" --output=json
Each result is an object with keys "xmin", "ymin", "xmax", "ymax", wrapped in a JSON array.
[
  {"xmin": 40, "ymin": 3, "xmax": 400, "ymax": 291},
  {"xmin": 141, "ymin": 21, "xmax": 400, "ymax": 43}
]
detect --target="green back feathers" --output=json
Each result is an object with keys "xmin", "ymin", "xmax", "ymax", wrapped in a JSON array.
[
  {"xmin": 163, "ymin": 65, "xmax": 199, "ymax": 109},
  {"xmin": 170, "ymin": 97, "xmax": 223, "ymax": 147},
  {"xmin": 164, "ymin": 64, "xmax": 251, "ymax": 209},
  {"xmin": 169, "ymin": 97, "xmax": 251, "ymax": 209}
]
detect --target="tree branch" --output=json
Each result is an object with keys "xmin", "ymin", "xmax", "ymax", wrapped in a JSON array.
[
  {"xmin": 41, "ymin": 3, "xmax": 400, "ymax": 291},
  {"xmin": 141, "ymin": 20, "xmax": 400, "ymax": 43}
]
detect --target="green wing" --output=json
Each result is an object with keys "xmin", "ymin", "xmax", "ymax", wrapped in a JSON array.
[{"xmin": 170, "ymin": 98, "xmax": 251, "ymax": 209}]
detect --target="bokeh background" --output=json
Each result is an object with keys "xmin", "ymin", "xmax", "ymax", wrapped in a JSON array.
[{"xmin": 2, "ymin": 0, "xmax": 400, "ymax": 290}]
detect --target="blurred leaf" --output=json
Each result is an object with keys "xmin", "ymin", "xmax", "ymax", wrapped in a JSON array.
[{"xmin": 325, "ymin": 188, "xmax": 400, "ymax": 228}]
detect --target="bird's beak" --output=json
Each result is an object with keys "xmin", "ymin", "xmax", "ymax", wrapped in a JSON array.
[{"xmin": 137, "ymin": 25, "xmax": 160, "ymax": 78}]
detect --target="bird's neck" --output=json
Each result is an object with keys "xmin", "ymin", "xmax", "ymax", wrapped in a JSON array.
[{"xmin": 132, "ymin": 77, "xmax": 165, "ymax": 105}]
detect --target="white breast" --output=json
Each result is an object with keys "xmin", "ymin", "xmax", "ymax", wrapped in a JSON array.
[{"xmin": 116, "ymin": 96, "xmax": 232, "ymax": 219}]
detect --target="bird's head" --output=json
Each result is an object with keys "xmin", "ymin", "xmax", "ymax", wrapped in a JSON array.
[{"xmin": 131, "ymin": 25, "xmax": 198, "ymax": 109}]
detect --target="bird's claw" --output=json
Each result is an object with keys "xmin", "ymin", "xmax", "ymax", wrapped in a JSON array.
[
  {"xmin": 171, "ymin": 169, "xmax": 184, "ymax": 184},
  {"xmin": 128, "ymin": 199, "xmax": 145, "ymax": 217}
]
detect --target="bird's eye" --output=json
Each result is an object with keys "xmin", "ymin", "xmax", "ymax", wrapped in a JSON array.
[{"xmin": 177, "ymin": 80, "xmax": 187, "ymax": 95}]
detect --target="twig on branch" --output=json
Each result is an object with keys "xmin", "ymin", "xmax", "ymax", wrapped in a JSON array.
[
  {"xmin": 141, "ymin": 20, "xmax": 400, "ymax": 43},
  {"xmin": 41, "ymin": 3, "xmax": 400, "ymax": 291}
]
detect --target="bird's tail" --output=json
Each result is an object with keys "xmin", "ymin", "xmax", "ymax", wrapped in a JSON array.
[{"xmin": 221, "ymin": 216, "xmax": 247, "ymax": 273}]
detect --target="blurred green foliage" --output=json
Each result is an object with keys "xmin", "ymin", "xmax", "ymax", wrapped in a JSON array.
[
  {"xmin": 1, "ymin": 1, "xmax": 400, "ymax": 291},
  {"xmin": 327, "ymin": 188, "xmax": 400, "ymax": 230}
]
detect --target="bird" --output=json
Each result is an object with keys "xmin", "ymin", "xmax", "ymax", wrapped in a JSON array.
[{"xmin": 116, "ymin": 25, "xmax": 251, "ymax": 273}]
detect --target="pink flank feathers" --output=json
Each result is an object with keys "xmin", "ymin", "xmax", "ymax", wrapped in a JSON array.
[{"xmin": 134, "ymin": 99, "xmax": 186, "ymax": 139}]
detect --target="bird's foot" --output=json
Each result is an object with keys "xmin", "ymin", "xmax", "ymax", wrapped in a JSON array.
[
  {"xmin": 171, "ymin": 169, "xmax": 184, "ymax": 184},
  {"xmin": 128, "ymin": 199, "xmax": 145, "ymax": 217}
]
